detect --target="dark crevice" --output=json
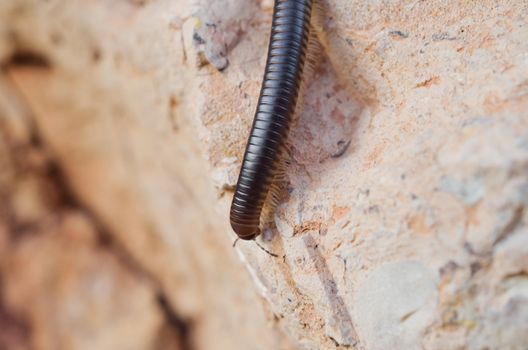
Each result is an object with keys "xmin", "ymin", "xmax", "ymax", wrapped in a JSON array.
[
  {"xmin": 0, "ymin": 276, "xmax": 31, "ymax": 350},
  {"xmin": 494, "ymin": 205, "xmax": 524, "ymax": 247},
  {"xmin": 0, "ymin": 119, "xmax": 80, "ymax": 242},
  {"xmin": 504, "ymin": 271, "xmax": 528, "ymax": 280},
  {"xmin": 38, "ymin": 137, "xmax": 197, "ymax": 350},
  {"xmin": 157, "ymin": 294, "xmax": 195, "ymax": 350},
  {"xmin": 4, "ymin": 50, "xmax": 50, "ymax": 69}
]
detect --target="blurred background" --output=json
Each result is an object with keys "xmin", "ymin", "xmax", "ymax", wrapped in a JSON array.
[{"xmin": 0, "ymin": 0, "xmax": 297, "ymax": 349}]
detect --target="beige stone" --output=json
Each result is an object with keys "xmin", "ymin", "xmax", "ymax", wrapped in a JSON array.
[
  {"xmin": 198, "ymin": 0, "xmax": 528, "ymax": 349},
  {"xmin": 1, "ymin": 0, "xmax": 527, "ymax": 349},
  {"xmin": 2, "ymin": 213, "xmax": 173, "ymax": 350}
]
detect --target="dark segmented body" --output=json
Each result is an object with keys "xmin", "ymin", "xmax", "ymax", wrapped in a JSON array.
[{"xmin": 230, "ymin": 0, "xmax": 314, "ymax": 240}]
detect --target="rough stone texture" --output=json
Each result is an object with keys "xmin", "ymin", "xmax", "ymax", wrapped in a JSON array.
[
  {"xmin": 1, "ymin": 0, "xmax": 527, "ymax": 350},
  {"xmin": 201, "ymin": 0, "xmax": 528, "ymax": 349}
]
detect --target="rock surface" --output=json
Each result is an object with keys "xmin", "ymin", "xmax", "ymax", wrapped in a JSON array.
[{"xmin": 1, "ymin": 0, "xmax": 527, "ymax": 350}]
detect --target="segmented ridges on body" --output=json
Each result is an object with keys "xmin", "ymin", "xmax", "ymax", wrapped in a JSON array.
[{"xmin": 230, "ymin": 0, "xmax": 313, "ymax": 240}]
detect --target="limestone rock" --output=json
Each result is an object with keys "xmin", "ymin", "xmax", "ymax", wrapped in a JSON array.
[
  {"xmin": 1, "ymin": 0, "xmax": 527, "ymax": 349},
  {"xmin": 198, "ymin": 0, "xmax": 528, "ymax": 349}
]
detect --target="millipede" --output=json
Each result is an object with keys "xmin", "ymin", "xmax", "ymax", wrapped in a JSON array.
[{"xmin": 230, "ymin": 0, "xmax": 317, "ymax": 243}]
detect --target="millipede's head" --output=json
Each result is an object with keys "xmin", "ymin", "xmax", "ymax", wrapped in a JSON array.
[{"xmin": 230, "ymin": 222, "xmax": 260, "ymax": 241}]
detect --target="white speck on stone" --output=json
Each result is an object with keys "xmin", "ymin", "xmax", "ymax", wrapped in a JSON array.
[
  {"xmin": 221, "ymin": 156, "xmax": 238, "ymax": 165},
  {"xmin": 439, "ymin": 176, "xmax": 486, "ymax": 205},
  {"xmin": 236, "ymin": 247, "xmax": 270, "ymax": 301},
  {"xmin": 275, "ymin": 212, "xmax": 294, "ymax": 238}
]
